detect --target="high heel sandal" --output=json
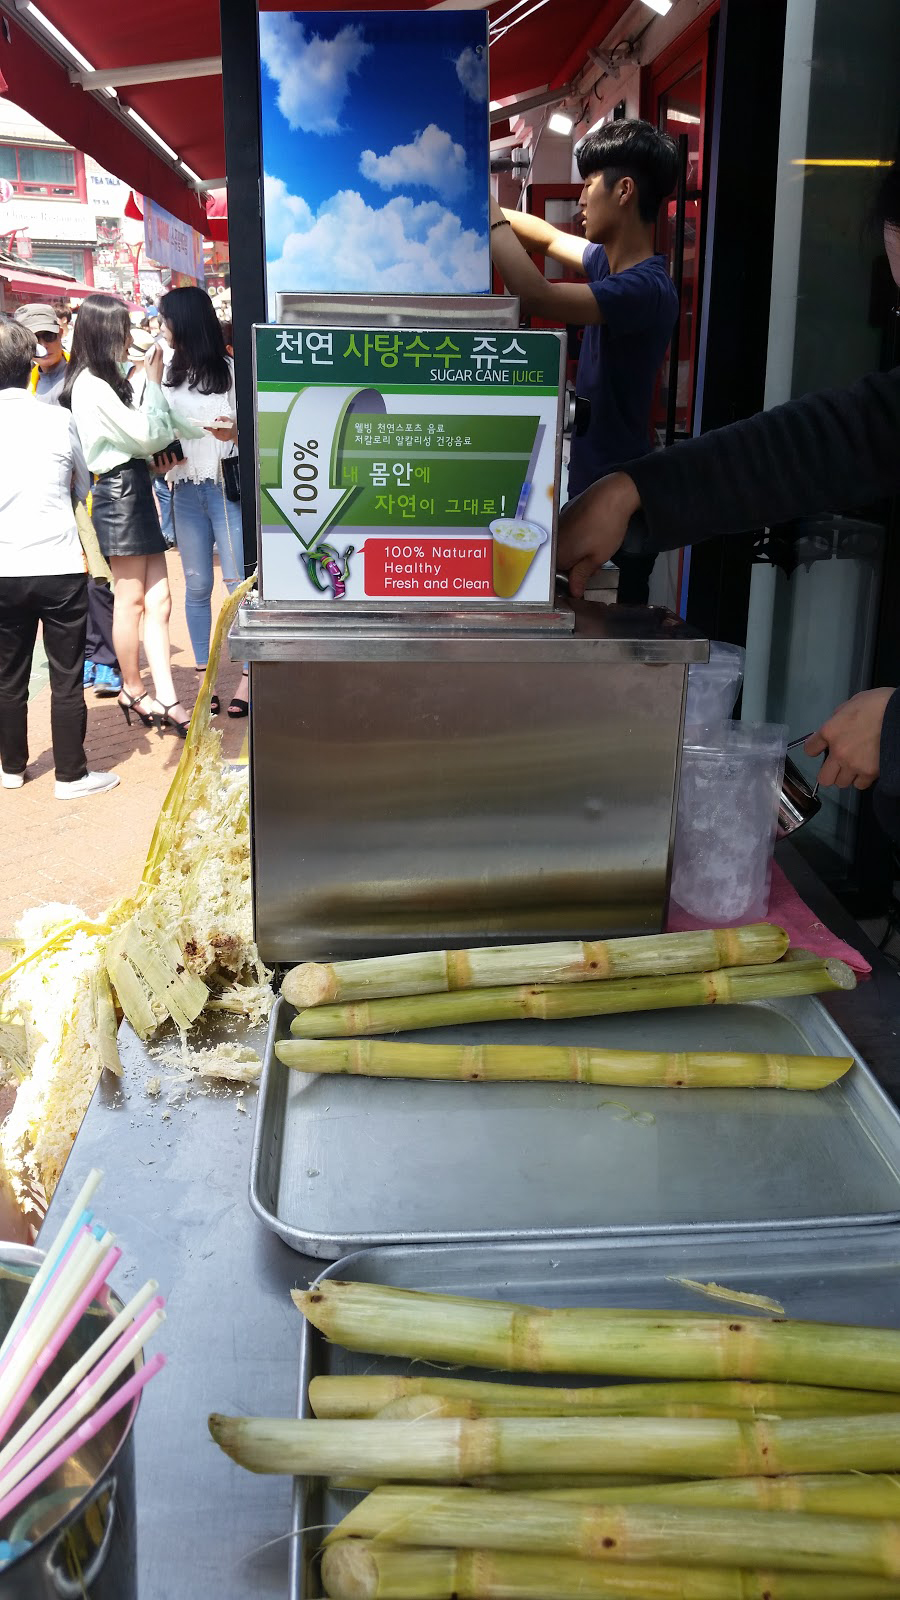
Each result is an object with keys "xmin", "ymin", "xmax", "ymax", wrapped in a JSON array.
[
  {"xmin": 118, "ymin": 690, "xmax": 157, "ymax": 729},
  {"xmin": 158, "ymin": 702, "xmax": 191, "ymax": 739}
]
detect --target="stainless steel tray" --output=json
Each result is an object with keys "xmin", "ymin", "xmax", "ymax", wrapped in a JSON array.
[
  {"xmin": 251, "ymin": 993, "xmax": 900, "ymax": 1258},
  {"xmin": 290, "ymin": 1227, "xmax": 900, "ymax": 1599}
]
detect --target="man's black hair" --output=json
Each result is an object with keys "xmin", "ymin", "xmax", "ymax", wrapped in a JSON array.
[
  {"xmin": 0, "ymin": 322, "xmax": 36, "ymax": 390},
  {"xmin": 575, "ymin": 119, "xmax": 679, "ymax": 224}
]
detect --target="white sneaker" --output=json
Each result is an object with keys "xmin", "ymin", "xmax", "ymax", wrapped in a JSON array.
[
  {"xmin": 55, "ymin": 771, "xmax": 120, "ymax": 800},
  {"xmin": 1, "ymin": 768, "xmax": 25, "ymax": 789}
]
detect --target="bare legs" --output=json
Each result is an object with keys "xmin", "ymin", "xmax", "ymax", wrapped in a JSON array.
[{"xmin": 109, "ymin": 553, "xmax": 188, "ymax": 725}]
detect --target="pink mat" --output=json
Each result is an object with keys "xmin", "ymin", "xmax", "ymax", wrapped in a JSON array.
[{"xmin": 666, "ymin": 862, "xmax": 872, "ymax": 977}]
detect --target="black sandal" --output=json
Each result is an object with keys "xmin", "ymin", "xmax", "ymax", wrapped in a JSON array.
[
  {"xmin": 118, "ymin": 690, "xmax": 157, "ymax": 729},
  {"xmin": 210, "ymin": 695, "xmax": 220, "ymax": 716},
  {"xmin": 227, "ymin": 696, "xmax": 249, "ymax": 719},
  {"xmin": 159, "ymin": 702, "xmax": 191, "ymax": 739}
]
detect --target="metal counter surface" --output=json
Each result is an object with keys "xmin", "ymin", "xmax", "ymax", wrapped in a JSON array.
[{"xmin": 35, "ymin": 845, "xmax": 900, "ymax": 1599}]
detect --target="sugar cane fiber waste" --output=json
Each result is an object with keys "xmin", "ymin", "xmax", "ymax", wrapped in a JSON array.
[{"xmin": 0, "ymin": 576, "xmax": 272, "ymax": 1212}]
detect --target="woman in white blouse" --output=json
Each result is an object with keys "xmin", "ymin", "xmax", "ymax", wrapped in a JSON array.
[
  {"xmin": 61, "ymin": 295, "xmax": 205, "ymax": 737},
  {"xmin": 158, "ymin": 288, "xmax": 245, "ymax": 717}
]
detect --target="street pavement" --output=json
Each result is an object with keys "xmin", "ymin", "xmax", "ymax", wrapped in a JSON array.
[{"xmin": 0, "ymin": 556, "xmax": 247, "ymax": 931}]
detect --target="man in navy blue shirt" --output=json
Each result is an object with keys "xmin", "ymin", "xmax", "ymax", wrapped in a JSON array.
[{"xmin": 490, "ymin": 120, "xmax": 679, "ymax": 601}]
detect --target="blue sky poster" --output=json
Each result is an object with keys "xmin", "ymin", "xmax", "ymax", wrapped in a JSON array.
[{"xmin": 258, "ymin": 10, "xmax": 490, "ymax": 310}]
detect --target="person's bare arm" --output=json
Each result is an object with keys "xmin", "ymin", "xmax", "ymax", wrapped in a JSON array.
[
  {"xmin": 491, "ymin": 196, "xmax": 601, "ymax": 325},
  {"xmin": 502, "ymin": 207, "xmax": 590, "ymax": 276}
]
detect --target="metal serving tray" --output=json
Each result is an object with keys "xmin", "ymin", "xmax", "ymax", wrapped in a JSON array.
[
  {"xmin": 290, "ymin": 1228, "xmax": 900, "ymax": 1599},
  {"xmin": 251, "ymin": 992, "xmax": 900, "ymax": 1258}
]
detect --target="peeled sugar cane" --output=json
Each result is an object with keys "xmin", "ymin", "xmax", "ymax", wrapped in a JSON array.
[
  {"xmin": 282, "ymin": 923, "xmax": 789, "ymax": 1007},
  {"xmin": 324, "ymin": 1487, "xmax": 900, "ymax": 1578},
  {"xmin": 308, "ymin": 1374, "xmax": 900, "ymax": 1420},
  {"xmin": 293, "ymin": 1280, "xmax": 900, "ymax": 1390},
  {"xmin": 208, "ymin": 1412, "xmax": 900, "ymax": 1480},
  {"xmin": 277, "ymin": 1037, "xmax": 852, "ymax": 1089},
  {"xmin": 320, "ymin": 1543, "xmax": 900, "ymax": 1600},
  {"xmin": 288, "ymin": 958, "xmax": 855, "ymax": 1039}
]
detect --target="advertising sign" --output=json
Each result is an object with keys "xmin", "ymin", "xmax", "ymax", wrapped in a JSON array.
[
  {"xmin": 0, "ymin": 198, "xmax": 96, "ymax": 243},
  {"xmin": 256, "ymin": 324, "xmax": 565, "ymax": 605},
  {"xmin": 143, "ymin": 197, "xmax": 204, "ymax": 281},
  {"xmin": 258, "ymin": 9, "xmax": 490, "ymax": 313}
]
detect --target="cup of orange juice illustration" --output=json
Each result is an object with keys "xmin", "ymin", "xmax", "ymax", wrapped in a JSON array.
[{"xmin": 489, "ymin": 518, "xmax": 549, "ymax": 597}]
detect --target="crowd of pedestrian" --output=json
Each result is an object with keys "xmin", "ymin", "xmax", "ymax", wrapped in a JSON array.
[{"xmin": 0, "ymin": 287, "xmax": 244, "ymax": 800}]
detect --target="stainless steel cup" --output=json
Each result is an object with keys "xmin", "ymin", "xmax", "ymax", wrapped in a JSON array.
[{"xmin": 778, "ymin": 738, "xmax": 823, "ymax": 838}]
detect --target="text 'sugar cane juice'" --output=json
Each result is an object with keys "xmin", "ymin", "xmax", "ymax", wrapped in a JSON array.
[{"xmin": 489, "ymin": 518, "xmax": 548, "ymax": 598}]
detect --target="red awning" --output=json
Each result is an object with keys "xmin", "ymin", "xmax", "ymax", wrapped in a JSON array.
[
  {"xmin": 0, "ymin": 267, "xmax": 128, "ymax": 301},
  {"xmin": 0, "ymin": 10, "xmax": 211, "ymax": 234},
  {"xmin": 0, "ymin": 0, "xmax": 635, "ymax": 207}
]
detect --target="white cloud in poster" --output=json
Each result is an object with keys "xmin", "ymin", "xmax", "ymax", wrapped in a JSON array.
[
  {"xmin": 360, "ymin": 125, "xmax": 468, "ymax": 201},
  {"xmin": 455, "ymin": 46, "xmax": 488, "ymax": 103},
  {"xmin": 264, "ymin": 181, "xmax": 486, "ymax": 299},
  {"xmin": 258, "ymin": 14, "xmax": 371, "ymax": 134},
  {"xmin": 263, "ymin": 174, "xmax": 313, "ymax": 253}
]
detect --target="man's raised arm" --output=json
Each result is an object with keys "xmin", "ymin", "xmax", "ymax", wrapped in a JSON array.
[
  {"xmin": 502, "ymin": 207, "xmax": 590, "ymax": 276},
  {"xmin": 490, "ymin": 195, "xmax": 602, "ymax": 325}
]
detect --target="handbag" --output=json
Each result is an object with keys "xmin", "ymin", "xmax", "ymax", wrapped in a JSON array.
[
  {"xmin": 75, "ymin": 502, "xmax": 114, "ymax": 584},
  {"xmin": 222, "ymin": 453, "xmax": 241, "ymax": 503}
]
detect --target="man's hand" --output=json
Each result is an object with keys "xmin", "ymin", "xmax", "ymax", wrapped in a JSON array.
[
  {"xmin": 804, "ymin": 688, "xmax": 894, "ymax": 789},
  {"xmin": 557, "ymin": 472, "xmax": 643, "ymax": 598}
]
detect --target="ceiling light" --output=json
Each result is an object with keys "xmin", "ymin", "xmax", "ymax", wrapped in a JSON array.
[
  {"xmin": 20, "ymin": 6, "xmax": 116, "ymax": 94},
  {"xmin": 179, "ymin": 160, "xmax": 203, "ymax": 184},
  {"xmin": 791, "ymin": 158, "xmax": 892, "ymax": 168},
  {"xmin": 641, "ymin": 0, "xmax": 673, "ymax": 14},
  {"xmin": 549, "ymin": 111, "xmax": 574, "ymax": 135},
  {"xmin": 126, "ymin": 108, "xmax": 178, "ymax": 163}
]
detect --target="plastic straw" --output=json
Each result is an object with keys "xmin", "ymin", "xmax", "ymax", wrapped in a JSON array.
[
  {"xmin": 514, "ymin": 480, "xmax": 531, "ymax": 519},
  {"xmin": 0, "ymin": 1232, "xmax": 114, "ymax": 1435},
  {"xmin": 0, "ymin": 1353, "xmax": 165, "ymax": 1525},
  {"xmin": 0, "ymin": 1247, "xmax": 121, "ymax": 1448},
  {"xmin": 0, "ymin": 1169, "xmax": 102, "ymax": 1359},
  {"xmin": 0, "ymin": 1229, "xmax": 98, "ymax": 1402},
  {"xmin": 0, "ymin": 1220, "xmax": 91, "ymax": 1385},
  {"xmin": 0, "ymin": 1279, "xmax": 158, "ymax": 1478},
  {"xmin": 0, "ymin": 1307, "xmax": 165, "ymax": 1504}
]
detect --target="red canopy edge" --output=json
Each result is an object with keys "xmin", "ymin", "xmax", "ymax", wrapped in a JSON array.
[
  {"xmin": 0, "ymin": 15, "xmax": 209, "ymax": 237},
  {"xmin": 0, "ymin": 266, "xmax": 125, "ymax": 300},
  {"xmin": 205, "ymin": 188, "xmax": 228, "ymax": 243}
]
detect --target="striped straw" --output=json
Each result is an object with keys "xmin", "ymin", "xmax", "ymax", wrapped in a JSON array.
[
  {"xmin": 0, "ymin": 1307, "xmax": 165, "ymax": 1504},
  {"xmin": 0, "ymin": 1354, "xmax": 166, "ymax": 1526},
  {"xmin": 0, "ymin": 1169, "xmax": 102, "ymax": 1360},
  {"xmin": 0, "ymin": 1247, "xmax": 121, "ymax": 1448},
  {"xmin": 0, "ymin": 1279, "xmax": 158, "ymax": 1477}
]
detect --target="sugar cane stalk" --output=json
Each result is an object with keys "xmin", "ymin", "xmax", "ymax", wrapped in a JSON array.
[
  {"xmin": 321, "ymin": 1542, "xmax": 900, "ymax": 1600},
  {"xmin": 277, "ymin": 1037, "xmax": 851, "ymax": 1089},
  {"xmin": 323, "ymin": 1487, "xmax": 900, "ymax": 1577},
  {"xmin": 282, "ymin": 924, "xmax": 789, "ymax": 1008},
  {"xmin": 294, "ymin": 1281, "xmax": 900, "ymax": 1390},
  {"xmin": 321, "ymin": 1536, "xmax": 900, "ymax": 1600},
  {"xmin": 208, "ymin": 1413, "xmax": 900, "ymax": 1480},
  {"xmin": 517, "ymin": 1472, "xmax": 900, "ymax": 1517},
  {"xmin": 288, "ymin": 959, "xmax": 855, "ymax": 1039},
  {"xmin": 309, "ymin": 1374, "xmax": 900, "ymax": 1420}
]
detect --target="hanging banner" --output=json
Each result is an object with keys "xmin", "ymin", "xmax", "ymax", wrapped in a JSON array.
[
  {"xmin": 143, "ymin": 197, "xmax": 204, "ymax": 281},
  {"xmin": 255, "ymin": 324, "xmax": 565, "ymax": 605}
]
